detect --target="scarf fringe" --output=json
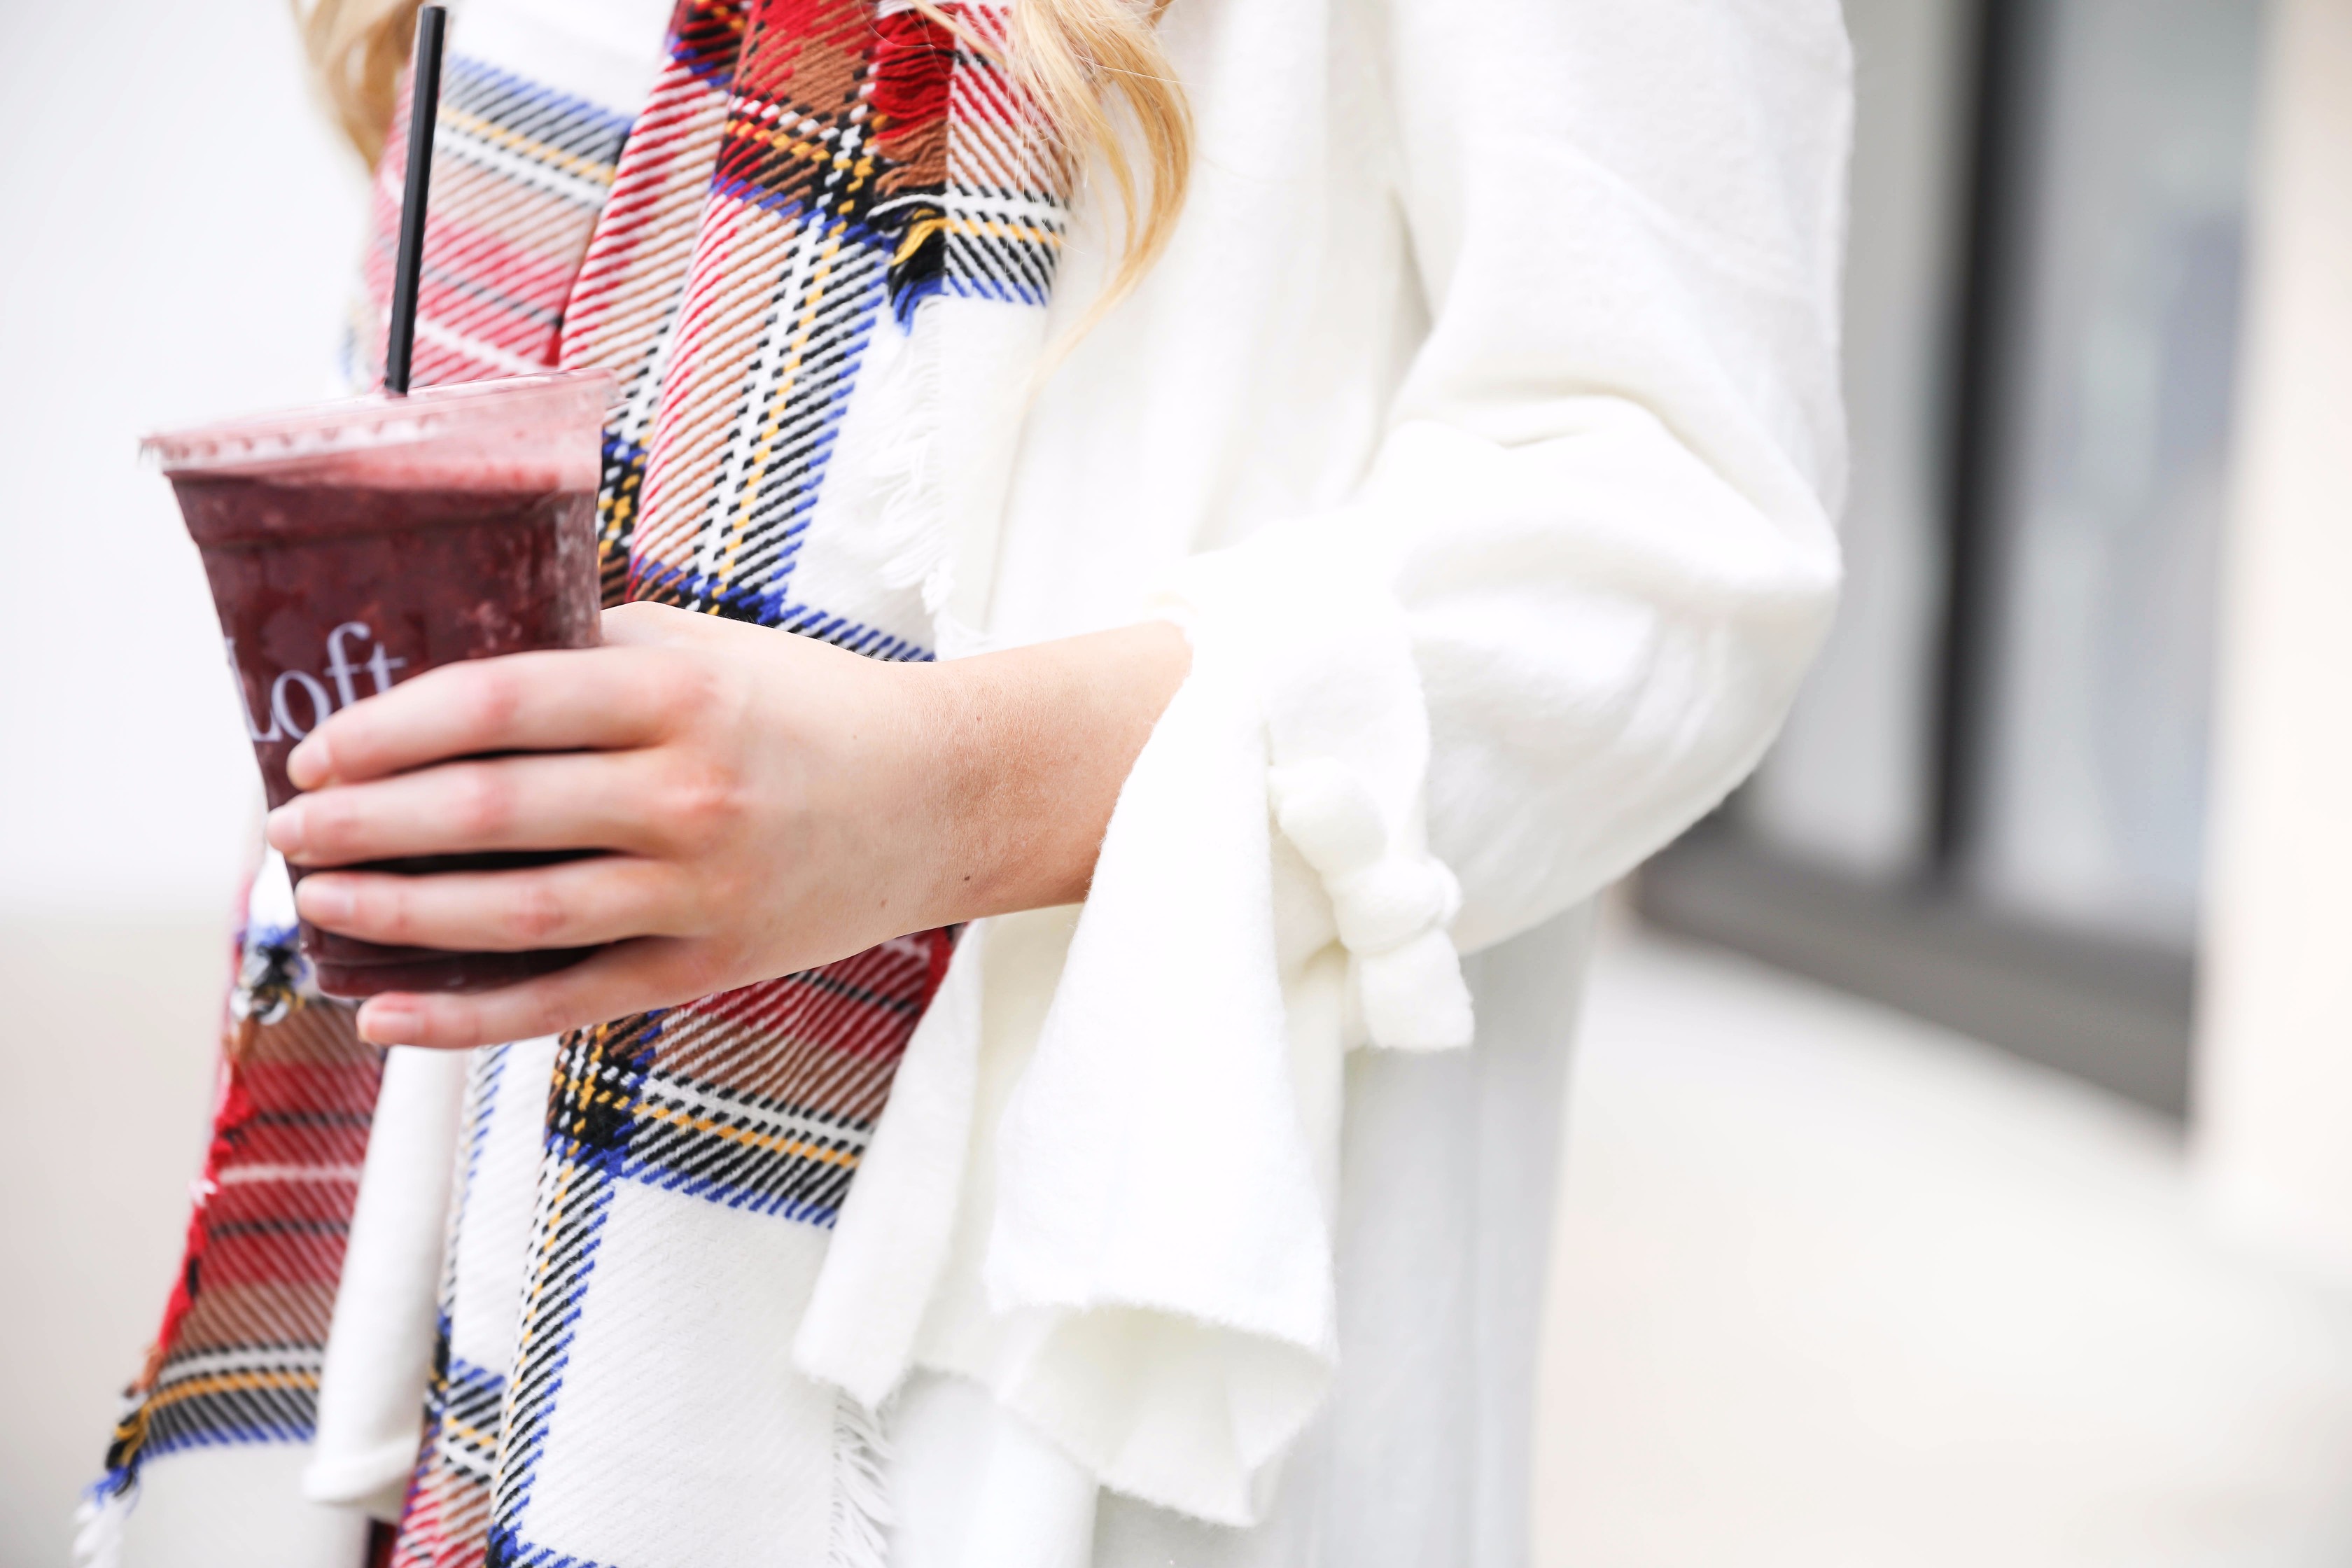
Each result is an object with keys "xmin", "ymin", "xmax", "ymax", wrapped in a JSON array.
[
  {"xmin": 74, "ymin": 1479, "xmax": 133, "ymax": 1568},
  {"xmin": 830, "ymin": 1391, "xmax": 895, "ymax": 1568},
  {"xmin": 865, "ymin": 303, "xmax": 955, "ymax": 619}
]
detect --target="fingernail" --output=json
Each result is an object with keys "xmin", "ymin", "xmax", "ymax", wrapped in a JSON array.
[
  {"xmin": 266, "ymin": 804, "xmax": 306, "ymax": 859},
  {"xmin": 287, "ymin": 736, "xmax": 332, "ymax": 790},
  {"xmin": 359, "ymin": 1000, "xmax": 421, "ymax": 1046},
  {"xmin": 298, "ymin": 880, "xmax": 353, "ymax": 924}
]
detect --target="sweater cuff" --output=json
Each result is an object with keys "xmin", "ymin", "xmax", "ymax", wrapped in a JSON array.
[{"xmin": 1154, "ymin": 512, "xmax": 1474, "ymax": 1053}]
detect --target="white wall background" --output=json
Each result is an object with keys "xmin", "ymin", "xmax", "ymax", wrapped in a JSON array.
[
  {"xmin": 0, "ymin": 4, "xmax": 370, "ymax": 1559},
  {"xmin": 0, "ymin": 0, "xmax": 368, "ymax": 920},
  {"xmin": 2195, "ymin": 0, "xmax": 2352, "ymax": 1290}
]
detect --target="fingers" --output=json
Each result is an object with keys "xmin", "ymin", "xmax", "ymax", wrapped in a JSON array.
[
  {"xmin": 287, "ymin": 643, "xmax": 707, "ymax": 789},
  {"xmin": 270, "ymin": 750, "xmax": 687, "ymax": 865},
  {"xmin": 598, "ymin": 599, "xmax": 726, "ymax": 648},
  {"xmin": 295, "ymin": 854, "xmax": 691, "ymax": 953},
  {"xmin": 353, "ymin": 937, "xmax": 732, "ymax": 1049}
]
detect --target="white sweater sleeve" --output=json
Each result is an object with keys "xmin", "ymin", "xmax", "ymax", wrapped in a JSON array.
[
  {"xmin": 796, "ymin": 0, "xmax": 1855, "ymax": 1532},
  {"xmin": 1171, "ymin": 0, "xmax": 1851, "ymax": 960}
]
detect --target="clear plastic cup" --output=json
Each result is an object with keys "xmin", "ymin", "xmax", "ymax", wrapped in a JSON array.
[{"xmin": 146, "ymin": 370, "xmax": 613, "ymax": 998}]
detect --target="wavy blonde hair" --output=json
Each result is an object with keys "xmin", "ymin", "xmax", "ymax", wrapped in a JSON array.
[{"xmin": 294, "ymin": 0, "xmax": 1191, "ymax": 320}]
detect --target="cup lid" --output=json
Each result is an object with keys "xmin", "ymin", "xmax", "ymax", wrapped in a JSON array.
[{"xmin": 142, "ymin": 370, "xmax": 615, "ymax": 477}]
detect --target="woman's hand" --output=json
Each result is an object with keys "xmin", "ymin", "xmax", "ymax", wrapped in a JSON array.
[{"xmin": 267, "ymin": 602, "xmax": 1190, "ymax": 1048}]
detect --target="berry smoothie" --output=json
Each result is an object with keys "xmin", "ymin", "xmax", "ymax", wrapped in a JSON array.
[{"xmin": 147, "ymin": 372, "xmax": 612, "ymax": 997}]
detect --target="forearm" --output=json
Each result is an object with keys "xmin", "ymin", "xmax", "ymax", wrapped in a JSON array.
[
  {"xmin": 267, "ymin": 605, "xmax": 1191, "ymax": 1046},
  {"xmin": 912, "ymin": 619, "xmax": 1193, "ymax": 924}
]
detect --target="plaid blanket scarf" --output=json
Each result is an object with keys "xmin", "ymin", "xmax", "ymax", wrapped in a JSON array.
[{"xmin": 88, "ymin": 2, "xmax": 1065, "ymax": 1563}]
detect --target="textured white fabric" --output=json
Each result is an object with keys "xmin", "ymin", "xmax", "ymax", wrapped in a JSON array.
[
  {"xmin": 304, "ymin": 1046, "xmax": 468, "ymax": 1518},
  {"xmin": 299, "ymin": 0, "xmax": 1851, "ymax": 1553},
  {"xmin": 881, "ymin": 912, "xmax": 1595, "ymax": 1568},
  {"xmin": 1170, "ymin": 528, "xmax": 1472, "ymax": 1054},
  {"xmin": 515, "ymin": 1185, "xmax": 840, "ymax": 1562},
  {"xmin": 797, "ymin": 0, "xmax": 1854, "ymax": 1546},
  {"xmin": 797, "ymin": 926, "xmax": 998, "ymax": 1409},
  {"xmin": 443, "ymin": 1039, "xmax": 559, "ymax": 1378},
  {"xmin": 112, "ymin": 1446, "xmax": 370, "ymax": 1568},
  {"xmin": 974, "ymin": 630, "xmax": 1345, "ymax": 1522},
  {"xmin": 887, "ymin": 1378, "xmax": 1099, "ymax": 1568}
]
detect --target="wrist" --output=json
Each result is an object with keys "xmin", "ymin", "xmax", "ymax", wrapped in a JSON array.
[{"xmin": 909, "ymin": 620, "xmax": 1191, "ymax": 926}]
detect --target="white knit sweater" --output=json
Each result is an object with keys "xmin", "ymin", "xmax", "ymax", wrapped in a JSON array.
[
  {"xmin": 294, "ymin": 1, "xmax": 1853, "ymax": 1563},
  {"xmin": 787, "ymin": 0, "xmax": 1854, "ymax": 1562}
]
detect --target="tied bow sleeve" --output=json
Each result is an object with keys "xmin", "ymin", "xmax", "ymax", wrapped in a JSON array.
[
  {"xmin": 1269, "ymin": 755, "xmax": 1469, "ymax": 1052},
  {"xmin": 796, "ymin": 0, "xmax": 1852, "ymax": 1534}
]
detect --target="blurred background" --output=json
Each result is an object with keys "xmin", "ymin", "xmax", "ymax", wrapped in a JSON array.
[{"xmin": 4, "ymin": 0, "xmax": 2351, "ymax": 1562}]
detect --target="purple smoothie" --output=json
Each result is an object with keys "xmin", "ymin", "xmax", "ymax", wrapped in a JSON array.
[{"xmin": 147, "ymin": 372, "xmax": 612, "ymax": 998}]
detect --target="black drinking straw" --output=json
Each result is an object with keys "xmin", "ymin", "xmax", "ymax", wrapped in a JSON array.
[{"xmin": 383, "ymin": 4, "xmax": 448, "ymax": 396}]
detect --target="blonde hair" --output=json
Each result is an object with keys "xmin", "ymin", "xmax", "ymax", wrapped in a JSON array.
[
  {"xmin": 293, "ymin": 0, "xmax": 1191, "ymax": 320},
  {"xmin": 295, "ymin": 0, "xmax": 426, "ymax": 169}
]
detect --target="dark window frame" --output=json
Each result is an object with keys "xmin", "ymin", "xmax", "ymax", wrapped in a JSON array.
[{"xmin": 1636, "ymin": 0, "xmax": 2199, "ymax": 1119}]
